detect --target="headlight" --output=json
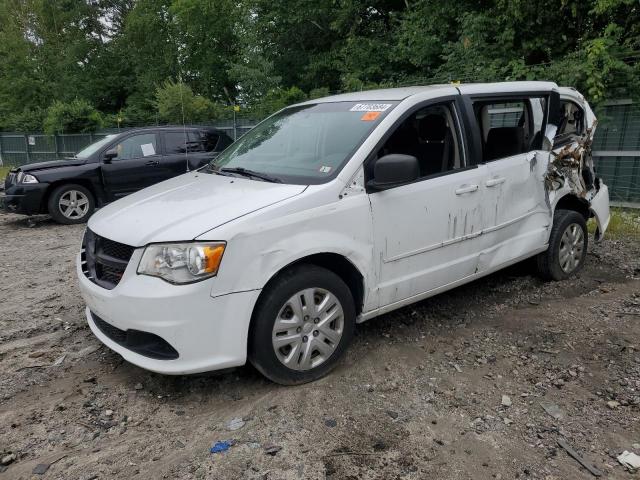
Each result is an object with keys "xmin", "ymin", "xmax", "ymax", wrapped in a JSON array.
[
  {"xmin": 20, "ymin": 173, "xmax": 39, "ymax": 184},
  {"xmin": 137, "ymin": 242, "xmax": 225, "ymax": 284}
]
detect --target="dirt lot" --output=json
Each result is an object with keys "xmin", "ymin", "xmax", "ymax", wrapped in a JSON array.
[{"xmin": 0, "ymin": 212, "xmax": 639, "ymax": 480}]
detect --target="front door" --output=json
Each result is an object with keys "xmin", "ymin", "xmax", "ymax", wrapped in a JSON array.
[
  {"xmin": 368, "ymin": 99, "xmax": 489, "ymax": 309},
  {"xmin": 101, "ymin": 132, "xmax": 166, "ymax": 199}
]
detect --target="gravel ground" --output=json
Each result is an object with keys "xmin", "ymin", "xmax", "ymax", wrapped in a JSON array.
[{"xmin": 0, "ymin": 211, "xmax": 639, "ymax": 480}]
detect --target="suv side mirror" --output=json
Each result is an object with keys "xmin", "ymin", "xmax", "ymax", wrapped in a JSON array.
[
  {"xmin": 367, "ymin": 154, "xmax": 420, "ymax": 191},
  {"xmin": 103, "ymin": 148, "xmax": 118, "ymax": 163}
]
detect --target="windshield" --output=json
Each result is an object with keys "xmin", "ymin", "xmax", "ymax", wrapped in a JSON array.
[
  {"xmin": 75, "ymin": 134, "xmax": 116, "ymax": 159},
  {"xmin": 210, "ymin": 101, "xmax": 397, "ymax": 184}
]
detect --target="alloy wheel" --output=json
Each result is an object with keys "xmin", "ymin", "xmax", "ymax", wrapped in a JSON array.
[
  {"xmin": 559, "ymin": 222, "xmax": 584, "ymax": 273},
  {"xmin": 59, "ymin": 190, "xmax": 90, "ymax": 220},
  {"xmin": 271, "ymin": 288, "xmax": 344, "ymax": 371}
]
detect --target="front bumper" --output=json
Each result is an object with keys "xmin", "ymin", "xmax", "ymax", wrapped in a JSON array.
[
  {"xmin": 1, "ymin": 183, "xmax": 48, "ymax": 215},
  {"xmin": 77, "ymin": 251, "xmax": 261, "ymax": 374}
]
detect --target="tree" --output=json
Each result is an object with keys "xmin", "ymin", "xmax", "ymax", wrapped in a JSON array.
[
  {"xmin": 1, "ymin": 0, "xmax": 639, "ymax": 132},
  {"xmin": 154, "ymin": 80, "xmax": 230, "ymax": 124},
  {"xmin": 43, "ymin": 99, "xmax": 103, "ymax": 134},
  {"xmin": 170, "ymin": 0, "xmax": 241, "ymax": 101}
]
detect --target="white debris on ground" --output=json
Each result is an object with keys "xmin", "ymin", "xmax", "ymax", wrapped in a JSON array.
[{"xmin": 617, "ymin": 450, "xmax": 640, "ymax": 471}]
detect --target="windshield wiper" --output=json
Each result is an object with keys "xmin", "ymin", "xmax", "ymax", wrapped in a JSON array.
[{"xmin": 221, "ymin": 167, "xmax": 282, "ymax": 183}]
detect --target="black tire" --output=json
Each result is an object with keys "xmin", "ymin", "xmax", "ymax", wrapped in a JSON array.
[
  {"xmin": 248, "ymin": 264, "xmax": 356, "ymax": 385},
  {"xmin": 537, "ymin": 209, "xmax": 588, "ymax": 281},
  {"xmin": 47, "ymin": 184, "xmax": 95, "ymax": 225}
]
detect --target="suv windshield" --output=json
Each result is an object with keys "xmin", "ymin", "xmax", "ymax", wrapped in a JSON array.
[
  {"xmin": 210, "ymin": 102, "xmax": 396, "ymax": 184},
  {"xmin": 75, "ymin": 134, "xmax": 116, "ymax": 159}
]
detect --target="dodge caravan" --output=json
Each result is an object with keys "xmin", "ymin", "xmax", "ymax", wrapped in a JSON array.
[{"xmin": 77, "ymin": 82, "xmax": 610, "ymax": 385}]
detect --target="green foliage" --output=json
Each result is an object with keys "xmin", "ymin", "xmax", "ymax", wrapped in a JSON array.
[
  {"xmin": 1, "ymin": 107, "xmax": 46, "ymax": 132},
  {"xmin": 0, "ymin": 166, "xmax": 12, "ymax": 180},
  {"xmin": 308, "ymin": 87, "xmax": 331, "ymax": 100},
  {"xmin": 0, "ymin": 0, "xmax": 638, "ymax": 132},
  {"xmin": 43, "ymin": 100, "xmax": 103, "ymax": 134},
  {"xmin": 248, "ymin": 87, "xmax": 308, "ymax": 118},
  {"xmin": 154, "ymin": 80, "xmax": 232, "ymax": 124}
]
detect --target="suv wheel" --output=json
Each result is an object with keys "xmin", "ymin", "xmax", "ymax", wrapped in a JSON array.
[
  {"xmin": 249, "ymin": 265, "xmax": 355, "ymax": 385},
  {"xmin": 537, "ymin": 209, "xmax": 588, "ymax": 280},
  {"xmin": 47, "ymin": 184, "xmax": 95, "ymax": 224}
]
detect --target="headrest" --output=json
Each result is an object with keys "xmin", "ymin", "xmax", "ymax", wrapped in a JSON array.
[
  {"xmin": 417, "ymin": 115, "xmax": 448, "ymax": 142},
  {"xmin": 485, "ymin": 127, "xmax": 525, "ymax": 160},
  {"xmin": 486, "ymin": 127, "xmax": 524, "ymax": 146}
]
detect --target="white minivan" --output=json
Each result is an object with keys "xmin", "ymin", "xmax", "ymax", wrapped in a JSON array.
[{"xmin": 77, "ymin": 82, "xmax": 610, "ymax": 384}]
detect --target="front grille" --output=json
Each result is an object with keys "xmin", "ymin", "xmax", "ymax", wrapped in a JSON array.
[
  {"xmin": 91, "ymin": 312, "xmax": 179, "ymax": 360},
  {"xmin": 81, "ymin": 229, "xmax": 135, "ymax": 290},
  {"xmin": 97, "ymin": 264, "xmax": 124, "ymax": 285},
  {"xmin": 101, "ymin": 237, "xmax": 135, "ymax": 261}
]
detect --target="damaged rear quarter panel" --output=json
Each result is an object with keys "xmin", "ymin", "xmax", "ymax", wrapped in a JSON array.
[{"xmin": 546, "ymin": 89, "xmax": 610, "ymax": 240}]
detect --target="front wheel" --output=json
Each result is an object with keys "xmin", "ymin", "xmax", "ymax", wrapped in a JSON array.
[
  {"xmin": 537, "ymin": 209, "xmax": 588, "ymax": 280},
  {"xmin": 248, "ymin": 265, "xmax": 356, "ymax": 385},
  {"xmin": 47, "ymin": 184, "xmax": 95, "ymax": 224}
]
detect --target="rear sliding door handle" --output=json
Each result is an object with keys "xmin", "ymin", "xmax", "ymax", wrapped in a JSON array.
[
  {"xmin": 485, "ymin": 177, "xmax": 506, "ymax": 187},
  {"xmin": 145, "ymin": 160, "xmax": 159, "ymax": 166},
  {"xmin": 455, "ymin": 184, "xmax": 479, "ymax": 195}
]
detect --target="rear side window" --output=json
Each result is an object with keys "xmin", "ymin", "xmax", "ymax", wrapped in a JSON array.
[
  {"xmin": 164, "ymin": 132, "xmax": 188, "ymax": 154},
  {"xmin": 197, "ymin": 131, "xmax": 220, "ymax": 152},
  {"xmin": 164, "ymin": 130, "xmax": 220, "ymax": 153},
  {"xmin": 473, "ymin": 97, "xmax": 547, "ymax": 162},
  {"xmin": 555, "ymin": 101, "xmax": 584, "ymax": 140}
]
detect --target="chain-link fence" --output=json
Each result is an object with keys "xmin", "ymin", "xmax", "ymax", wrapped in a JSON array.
[
  {"xmin": 1, "ymin": 102, "xmax": 639, "ymax": 204},
  {"xmin": 591, "ymin": 100, "xmax": 640, "ymax": 205},
  {"xmin": 0, "ymin": 118, "xmax": 257, "ymax": 168}
]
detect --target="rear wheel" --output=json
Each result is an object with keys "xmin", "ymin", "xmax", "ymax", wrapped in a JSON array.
[
  {"xmin": 47, "ymin": 184, "xmax": 95, "ymax": 224},
  {"xmin": 537, "ymin": 209, "xmax": 588, "ymax": 280},
  {"xmin": 248, "ymin": 265, "xmax": 355, "ymax": 385}
]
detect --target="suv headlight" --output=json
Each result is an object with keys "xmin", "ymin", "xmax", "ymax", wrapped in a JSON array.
[
  {"xmin": 137, "ymin": 242, "xmax": 226, "ymax": 284},
  {"xmin": 16, "ymin": 172, "xmax": 39, "ymax": 184},
  {"xmin": 22, "ymin": 173, "xmax": 38, "ymax": 183}
]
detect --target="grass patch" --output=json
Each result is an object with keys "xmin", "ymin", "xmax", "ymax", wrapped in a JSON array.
[
  {"xmin": 0, "ymin": 166, "xmax": 12, "ymax": 181},
  {"xmin": 588, "ymin": 207, "xmax": 640, "ymax": 239}
]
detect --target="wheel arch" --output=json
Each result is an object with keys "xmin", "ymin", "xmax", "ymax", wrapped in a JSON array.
[
  {"xmin": 552, "ymin": 192, "xmax": 590, "ymax": 220},
  {"xmin": 251, "ymin": 252, "xmax": 366, "ymax": 322},
  {"xmin": 41, "ymin": 179, "xmax": 98, "ymax": 212}
]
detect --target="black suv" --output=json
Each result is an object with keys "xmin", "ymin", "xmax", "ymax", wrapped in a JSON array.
[{"xmin": 1, "ymin": 126, "xmax": 232, "ymax": 224}]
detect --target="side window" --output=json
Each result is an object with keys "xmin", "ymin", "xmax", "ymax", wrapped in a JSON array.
[
  {"xmin": 200, "ymin": 131, "xmax": 220, "ymax": 152},
  {"xmin": 186, "ymin": 131, "xmax": 209, "ymax": 153},
  {"xmin": 113, "ymin": 133, "xmax": 158, "ymax": 160},
  {"xmin": 555, "ymin": 101, "xmax": 584, "ymax": 140},
  {"xmin": 164, "ymin": 131, "xmax": 220, "ymax": 154},
  {"xmin": 375, "ymin": 102, "xmax": 464, "ymax": 179},
  {"xmin": 474, "ymin": 97, "xmax": 546, "ymax": 162},
  {"xmin": 164, "ymin": 132, "xmax": 188, "ymax": 154}
]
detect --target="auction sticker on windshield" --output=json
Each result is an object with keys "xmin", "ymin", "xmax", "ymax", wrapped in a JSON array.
[
  {"xmin": 350, "ymin": 103, "xmax": 393, "ymax": 112},
  {"xmin": 361, "ymin": 111, "xmax": 381, "ymax": 121}
]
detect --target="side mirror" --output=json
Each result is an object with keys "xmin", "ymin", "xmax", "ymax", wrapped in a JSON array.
[
  {"xmin": 367, "ymin": 154, "xmax": 420, "ymax": 191},
  {"xmin": 103, "ymin": 148, "xmax": 118, "ymax": 163}
]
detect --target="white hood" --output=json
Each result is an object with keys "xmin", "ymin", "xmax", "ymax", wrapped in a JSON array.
[{"xmin": 88, "ymin": 171, "xmax": 307, "ymax": 246}]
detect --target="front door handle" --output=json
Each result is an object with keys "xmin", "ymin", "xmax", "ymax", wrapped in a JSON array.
[
  {"xmin": 455, "ymin": 184, "xmax": 479, "ymax": 195},
  {"xmin": 145, "ymin": 160, "xmax": 159, "ymax": 166},
  {"xmin": 485, "ymin": 177, "xmax": 506, "ymax": 187}
]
